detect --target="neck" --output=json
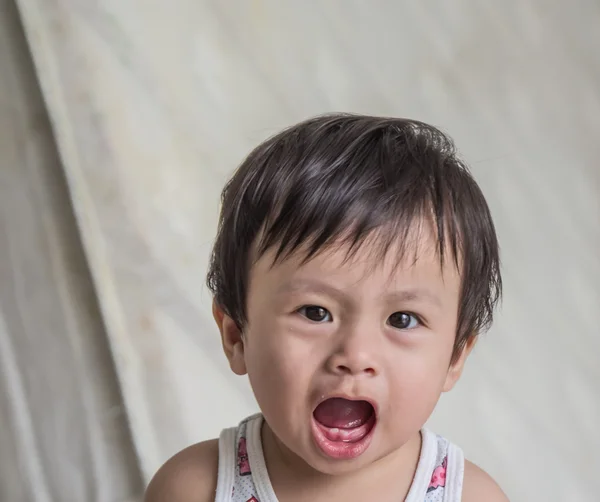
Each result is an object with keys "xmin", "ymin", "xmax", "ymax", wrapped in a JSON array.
[{"xmin": 261, "ymin": 420, "xmax": 422, "ymax": 501}]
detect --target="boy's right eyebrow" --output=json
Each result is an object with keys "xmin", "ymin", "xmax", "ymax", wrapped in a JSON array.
[
  {"xmin": 275, "ymin": 279, "xmax": 352, "ymax": 305},
  {"xmin": 276, "ymin": 279, "xmax": 344, "ymax": 298}
]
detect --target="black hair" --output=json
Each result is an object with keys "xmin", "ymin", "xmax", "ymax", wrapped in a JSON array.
[{"xmin": 207, "ymin": 113, "xmax": 501, "ymax": 361}]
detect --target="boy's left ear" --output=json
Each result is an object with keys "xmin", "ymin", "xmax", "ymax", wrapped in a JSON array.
[{"xmin": 443, "ymin": 335, "xmax": 477, "ymax": 392}]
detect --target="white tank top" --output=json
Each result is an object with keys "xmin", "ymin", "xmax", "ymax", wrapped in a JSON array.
[{"xmin": 214, "ymin": 414, "xmax": 464, "ymax": 502}]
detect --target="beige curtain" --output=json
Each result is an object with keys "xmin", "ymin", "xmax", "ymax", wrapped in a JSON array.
[{"xmin": 0, "ymin": 1, "xmax": 141, "ymax": 500}]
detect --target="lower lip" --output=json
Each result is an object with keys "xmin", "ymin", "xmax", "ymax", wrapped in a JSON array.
[{"xmin": 311, "ymin": 414, "xmax": 376, "ymax": 460}]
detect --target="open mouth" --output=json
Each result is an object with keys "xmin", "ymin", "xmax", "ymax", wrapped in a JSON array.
[{"xmin": 311, "ymin": 397, "xmax": 377, "ymax": 459}]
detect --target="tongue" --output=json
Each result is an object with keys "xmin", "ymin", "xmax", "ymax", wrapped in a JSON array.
[{"xmin": 314, "ymin": 398, "xmax": 373, "ymax": 429}]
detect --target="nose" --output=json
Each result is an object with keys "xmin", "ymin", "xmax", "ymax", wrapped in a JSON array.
[{"xmin": 325, "ymin": 327, "xmax": 380, "ymax": 377}]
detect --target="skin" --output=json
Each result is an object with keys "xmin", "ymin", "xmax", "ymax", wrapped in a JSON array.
[{"xmin": 145, "ymin": 229, "xmax": 509, "ymax": 501}]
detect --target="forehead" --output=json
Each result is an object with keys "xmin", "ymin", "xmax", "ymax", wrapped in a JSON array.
[{"xmin": 250, "ymin": 223, "xmax": 461, "ymax": 295}]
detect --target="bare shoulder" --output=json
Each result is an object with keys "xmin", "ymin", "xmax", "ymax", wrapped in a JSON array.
[
  {"xmin": 462, "ymin": 460, "xmax": 509, "ymax": 501},
  {"xmin": 144, "ymin": 439, "xmax": 219, "ymax": 502}
]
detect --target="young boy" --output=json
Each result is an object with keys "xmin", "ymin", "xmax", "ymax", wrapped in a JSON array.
[{"xmin": 145, "ymin": 114, "xmax": 509, "ymax": 501}]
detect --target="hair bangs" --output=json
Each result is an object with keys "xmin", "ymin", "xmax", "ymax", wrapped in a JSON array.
[{"xmin": 254, "ymin": 162, "xmax": 463, "ymax": 277}]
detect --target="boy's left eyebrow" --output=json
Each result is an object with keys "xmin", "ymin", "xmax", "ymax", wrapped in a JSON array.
[{"xmin": 385, "ymin": 288, "xmax": 443, "ymax": 308}]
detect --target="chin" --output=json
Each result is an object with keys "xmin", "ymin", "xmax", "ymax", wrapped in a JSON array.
[{"xmin": 305, "ymin": 452, "xmax": 376, "ymax": 476}]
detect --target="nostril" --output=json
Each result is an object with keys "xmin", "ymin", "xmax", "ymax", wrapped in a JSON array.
[{"xmin": 336, "ymin": 364, "xmax": 352, "ymax": 375}]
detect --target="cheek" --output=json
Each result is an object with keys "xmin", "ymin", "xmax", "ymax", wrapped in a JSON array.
[
  {"xmin": 243, "ymin": 326, "xmax": 317, "ymax": 407},
  {"xmin": 246, "ymin": 341, "xmax": 293, "ymax": 385},
  {"xmin": 386, "ymin": 351, "xmax": 451, "ymax": 415}
]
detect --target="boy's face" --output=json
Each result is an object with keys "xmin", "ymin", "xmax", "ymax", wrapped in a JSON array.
[{"xmin": 215, "ymin": 227, "xmax": 472, "ymax": 475}]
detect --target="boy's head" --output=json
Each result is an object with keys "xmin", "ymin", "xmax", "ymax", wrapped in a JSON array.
[
  {"xmin": 207, "ymin": 114, "xmax": 501, "ymax": 473},
  {"xmin": 208, "ymin": 114, "xmax": 501, "ymax": 358}
]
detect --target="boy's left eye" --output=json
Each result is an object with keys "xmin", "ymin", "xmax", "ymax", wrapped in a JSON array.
[{"xmin": 387, "ymin": 312, "xmax": 420, "ymax": 330}]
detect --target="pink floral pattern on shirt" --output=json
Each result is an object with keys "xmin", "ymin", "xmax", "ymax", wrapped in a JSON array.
[
  {"xmin": 427, "ymin": 456, "xmax": 447, "ymax": 492},
  {"xmin": 238, "ymin": 437, "xmax": 251, "ymax": 476}
]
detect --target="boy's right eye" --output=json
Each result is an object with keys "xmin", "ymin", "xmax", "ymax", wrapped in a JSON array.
[{"xmin": 297, "ymin": 305, "xmax": 332, "ymax": 323}]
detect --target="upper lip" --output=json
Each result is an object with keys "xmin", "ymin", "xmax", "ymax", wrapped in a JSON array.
[{"xmin": 314, "ymin": 393, "xmax": 379, "ymax": 418}]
